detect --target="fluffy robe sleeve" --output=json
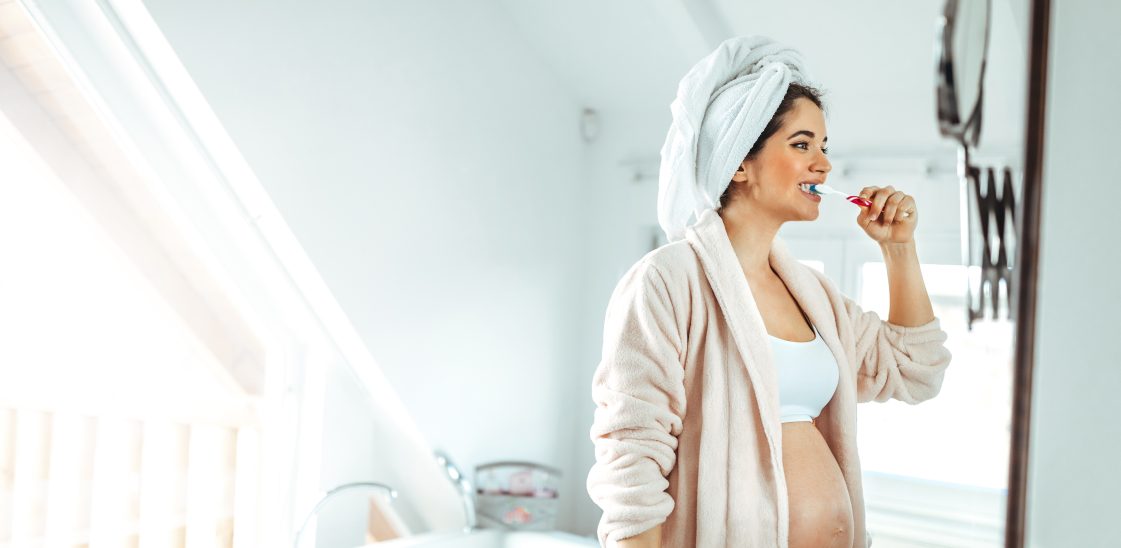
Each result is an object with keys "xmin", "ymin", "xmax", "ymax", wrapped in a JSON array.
[
  {"xmin": 844, "ymin": 294, "xmax": 953, "ymax": 404},
  {"xmin": 586, "ymin": 261, "xmax": 687, "ymax": 546}
]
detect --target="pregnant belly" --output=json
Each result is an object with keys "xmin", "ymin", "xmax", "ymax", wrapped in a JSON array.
[{"xmin": 782, "ymin": 422, "xmax": 855, "ymax": 548}]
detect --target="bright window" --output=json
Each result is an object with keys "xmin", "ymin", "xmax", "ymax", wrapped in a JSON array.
[
  {"xmin": 798, "ymin": 259, "xmax": 826, "ymax": 274},
  {"xmin": 0, "ymin": 8, "xmax": 266, "ymax": 545},
  {"xmin": 0, "ymin": 111, "xmax": 254, "ymax": 422},
  {"xmin": 855, "ymin": 262, "xmax": 1013, "ymax": 490}
]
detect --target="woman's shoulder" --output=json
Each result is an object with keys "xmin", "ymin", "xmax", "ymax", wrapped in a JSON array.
[
  {"xmin": 608, "ymin": 241, "xmax": 703, "ymax": 304},
  {"xmin": 633, "ymin": 240, "xmax": 704, "ymax": 281}
]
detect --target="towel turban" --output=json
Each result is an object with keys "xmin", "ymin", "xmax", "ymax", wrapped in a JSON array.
[{"xmin": 657, "ymin": 35, "xmax": 816, "ymax": 242}]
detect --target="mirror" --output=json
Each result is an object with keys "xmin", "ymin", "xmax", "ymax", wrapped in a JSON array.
[
  {"xmin": 937, "ymin": 0, "xmax": 1018, "ymax": 332},
  {"xmin": 937, "ymin": 0, "xmax": 993, "ymax": 146}
]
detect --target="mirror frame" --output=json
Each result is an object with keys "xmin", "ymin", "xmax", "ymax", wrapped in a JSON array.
[{"xmin": 1007, "ymin": 0, "xmax": 1051, "ymax": 546}]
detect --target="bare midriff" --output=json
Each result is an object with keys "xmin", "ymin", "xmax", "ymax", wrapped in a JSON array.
[{"xmin": 782, "ymin": 421, "xmax": 855, "ymax": 548}]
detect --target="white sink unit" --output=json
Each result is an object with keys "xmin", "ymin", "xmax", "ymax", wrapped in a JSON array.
[{"xmin": 364, "ymin": 530, "xmax": 598, "ymax": 548}]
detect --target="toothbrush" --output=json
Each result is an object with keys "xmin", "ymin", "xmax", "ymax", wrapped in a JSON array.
[
  {"xmin": 800, "ymin": 183, "xmax": 912, "ymax": 219},
  {"xmin": 800, "ymin": 183, "xmax": 873, "ymax": 208}
]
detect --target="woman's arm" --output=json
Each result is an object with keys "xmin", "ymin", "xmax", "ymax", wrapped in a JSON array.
[
  {"xmin": 880, "ymin": 240, "xmax": 935, "ymax": 327},
  {"xmin": 841, "ymin": 186, "xmax": 950, "ymax": 404},
  {"xmin": 587, "ymin": 261, "xmax": 685, "ymax": 545},
  {"xmin": 617, "ymin": 524, "xmax": 662, "ymax": 548},
  {"xmin": 856, "ymin": 184, "xmax": 935, "ymax": 327}
]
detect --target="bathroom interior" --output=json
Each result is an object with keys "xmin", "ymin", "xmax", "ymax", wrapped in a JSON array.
[{"xmin": 0, "ymin": 0, "xmax": 1117, "ymax": 547}]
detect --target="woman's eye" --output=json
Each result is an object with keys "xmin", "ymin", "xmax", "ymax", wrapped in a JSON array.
[{"xmin": 793, "ymin": 142, "xmax": 828, "ymax": 155}]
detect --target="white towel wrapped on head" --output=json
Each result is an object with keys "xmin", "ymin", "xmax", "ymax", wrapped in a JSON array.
[{"xmin": 657, "ymin": 35, "xmax": 817, "ymax": 242}]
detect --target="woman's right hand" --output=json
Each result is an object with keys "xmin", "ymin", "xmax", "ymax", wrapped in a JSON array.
[{"xmin": 616, "ymin": 524, "xmax": 662, "ymax": 548}]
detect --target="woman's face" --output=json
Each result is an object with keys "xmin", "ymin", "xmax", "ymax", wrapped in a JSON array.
[{"xmin": 733, "ymin": 97, "xmax": 832, "ymax": 222}]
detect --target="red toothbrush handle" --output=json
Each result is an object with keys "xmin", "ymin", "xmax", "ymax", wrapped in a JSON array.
[{"xmin": 847, "ymin": 196, "xmax": 873, "ymax": 208}]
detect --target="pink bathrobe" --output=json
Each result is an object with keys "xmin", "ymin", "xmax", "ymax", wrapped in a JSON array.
[{"xmin": 586, "ymin": 209, "xmax": 952, "ymax": 547}]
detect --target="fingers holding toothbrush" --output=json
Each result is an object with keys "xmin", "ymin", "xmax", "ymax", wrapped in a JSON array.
[{"xmin": 857, "ymin": 186, "xmax": 917, "ymax": 244}]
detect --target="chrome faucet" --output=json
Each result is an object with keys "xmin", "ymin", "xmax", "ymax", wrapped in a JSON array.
[
  {"xmin": 292, "ymin": 481, "xmax": 398, "ymax": 548},
  {"xmin": 433, "ymin": 449, "xmax": 477, "ymax": 532}
]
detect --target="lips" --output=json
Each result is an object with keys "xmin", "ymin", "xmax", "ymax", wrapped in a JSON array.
[{"xmin": 798, "ymin": 182, "xmax": 823, "ymax": 204}]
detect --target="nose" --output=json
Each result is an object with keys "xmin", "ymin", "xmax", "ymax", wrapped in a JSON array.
[{"xmin": 816, "ymin": 150, "xmax": 832, "ymax": 175}]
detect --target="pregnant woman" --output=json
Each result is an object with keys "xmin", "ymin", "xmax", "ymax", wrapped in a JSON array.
[{"xmin": 586, "ymin": 36, "xmax": 952, "ymax": 548}]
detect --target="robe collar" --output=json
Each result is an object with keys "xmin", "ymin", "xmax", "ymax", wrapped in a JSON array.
[{"xmin": 684, "ymin": 208, "xmax": 848, "ymax": 435}]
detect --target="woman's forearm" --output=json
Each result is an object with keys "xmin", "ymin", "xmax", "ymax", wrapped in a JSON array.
[
  {"xmin": 616, "ymin": 524, "xmax": 662, "ymax": 548},
  {"xmin": 880, "ymin": 240, "xmax": 935, "ymax": 327}
]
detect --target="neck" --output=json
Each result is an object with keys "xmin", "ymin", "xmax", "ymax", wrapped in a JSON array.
[{"xmin": 719, "ymin": 202, "xmax": 783, "ymax": 279}]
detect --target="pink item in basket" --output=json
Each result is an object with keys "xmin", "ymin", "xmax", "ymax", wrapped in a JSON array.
[
  {"xmin": 508, "ymin": 469, "xmax": 536, "ymax": 496},
  {"xmin": 504, "ymin": 506, "xmax": 533, "ymax": 525}
]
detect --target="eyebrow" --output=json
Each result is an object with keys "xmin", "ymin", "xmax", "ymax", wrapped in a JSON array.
[{"xmin": 787, "ymin": 130, "xmax": 828, "ymax": 143}]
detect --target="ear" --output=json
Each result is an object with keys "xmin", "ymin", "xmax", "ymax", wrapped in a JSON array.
[{"xmin": 730, "ymin": 158, "xmax": 752, "ymax": 183}]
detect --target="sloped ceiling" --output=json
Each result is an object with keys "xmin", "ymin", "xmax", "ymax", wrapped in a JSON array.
[{"xmin": 496, "ymin": 0, "xmax": 1026, "ymax": 155}]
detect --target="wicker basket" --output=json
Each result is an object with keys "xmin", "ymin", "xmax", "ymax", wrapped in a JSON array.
[{"xmin": 474, "ymin": 461, "xmax": 561, "ymax": 530}]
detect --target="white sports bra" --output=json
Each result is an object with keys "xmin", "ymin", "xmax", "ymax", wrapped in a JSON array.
[{"xmin": 770, "ymin": 322, "xmax": 839, "ymax": 424}]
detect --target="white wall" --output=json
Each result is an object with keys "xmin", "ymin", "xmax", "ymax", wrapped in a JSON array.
[
  {"xmin": 139, "ymin": 0, "xmax": 594, "ymax": 536},
  {"xmin": 1026, "ymin": 0, "xmax": 1121, "ymax": 545}
]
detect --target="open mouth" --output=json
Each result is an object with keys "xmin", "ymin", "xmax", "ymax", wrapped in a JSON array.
[{"xmin": 797, "ymin": 183, "xmax": 822, "ymax": 203}]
